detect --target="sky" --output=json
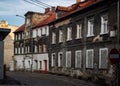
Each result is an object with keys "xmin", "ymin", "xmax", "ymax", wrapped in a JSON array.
[{"xmin": 0, "ymin": 0, "xmax": 75, "ymax": 26}]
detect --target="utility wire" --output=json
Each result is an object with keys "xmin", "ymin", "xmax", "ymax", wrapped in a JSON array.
[
  {"xmin": 23, "ymin": 0, "xmax": 45, "ymax": 9},
  {"xmin": 35, "ymin": 0, "xmax": 52, "ymax": 7},
  {"xmin": 30, "ymin": 0, "xmax": 50, "ymax": 8}
]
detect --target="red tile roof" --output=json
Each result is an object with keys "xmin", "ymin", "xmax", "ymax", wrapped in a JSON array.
[
  {"xmin": 50, "ymin": 0, "xmax": 102, "ymax": 23},
  {"xmin": 33, "ymin": 12, "xmax": 56, "ymax": 29},
  {"xmin": 14, "ymin": 24, "xmax": 25, "ymax": 33},
  {"xmin": 56, "ymin": 3, "xmax": 79, "ymax": 12}
]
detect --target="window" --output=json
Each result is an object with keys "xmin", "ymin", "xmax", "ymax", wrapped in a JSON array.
[
  {"xmin": 51, "ymin": 53, "xmax": 56, "ymax": 67},
  {"xmin": 15, "ymin": 48, "xmax": 17, "ymax": 54},
  {"xmin": 26, "ymin": 18, "xmax": 30, "ymax": 25},
  {"xmin": 21, "ymin": 47, "xmax": 24, "ymax": 54},
  {"xmin": 86, "ymin": 49, "xmax": 94, "ymax": 68},
  {"xmin": 22, "ymin": 32, "xmax": 24, "ymax": 39},
  {"xmin": 39, "ymin": 61, "xmax": 42, "ymax": 69},
  {"xmin": 43, "ymin": 44, "xmax": 47, "ymax": 53},
  {"xmin": 59, "ymin": 30, "xmax": 63, "ymax": 42},
  {"xmin": 67, "ymin": 27, "xmax": 72, "ymax": 41},
  {"xmin": 100, "ymin": 14, "xmax": 108, "ymax": 34},
  {"xmin": 66, "ymin": 51, "xmax": 71, "ymax": 68},
  {"xmin": 52, "ymin": 32, "xmax": 56, "ymax": 44},
  {"xmin": 75, "ymin": 50, "xmax": 82, "ymax": 68},
  {"xmin": 38, "ymin": 29, "xmax": 41, "ymax": 37},
  {"xmin": 18, "ymin": 47, "xmax": 20, "ymax": 54},
  {"xmin": 18, "ymin": 34, "xmax": 21, "ymax": 40},
  {"xmin": 33, "ymin": 29, "xmax": 36, "ymax": 38},
  {"xmin": 42, "ymin": 27, "xmax": 46, "ymax": 35},
  {"xmin": 46, "ymin": 26, "xmax": 49, "ymax": 36},
  {"xmin": 99, "ymin": 48, "xmax": 108, "ymax": 69},
  {"xmin": 34, "ymin": 45, "xmax": 37, "ymax": 53},
  {"xmin": 39, "ymin": 45, "xmax": 42, "ymax": 53},
  {"xmin": 87, "ymin": 18, "xmax": 94, "ymax": 37},
  {"xmin": 76, "ymin": 24, "xmax": 82, "ymax": 39},
  {"xmin": 27, "ymin": 46, "xmax": 30, "ymax": 53},
  {"xmin": 58, "ymin": 52, "xmax": 63, "ymax": 67}
]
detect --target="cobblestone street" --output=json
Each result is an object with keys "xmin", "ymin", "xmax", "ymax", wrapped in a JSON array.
[{"xmin": 0, "ymin": 71, "xmax": 103, "ymax": 86}]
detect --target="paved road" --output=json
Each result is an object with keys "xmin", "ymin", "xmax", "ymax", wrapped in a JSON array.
[{"xmin": 2, "ymin": 71, "xmax": 102, "ymax": 86}]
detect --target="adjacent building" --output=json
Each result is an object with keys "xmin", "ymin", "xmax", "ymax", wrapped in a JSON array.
[
  {"xmin": 48, "ymin": 0, "xmax": 119, "ymax": 85},
  {"xmin": 0, "ymin": 20, "xmax": 18, "ymax": 70},
  {"xmin": 14, "ymin": 8, "xmax": 56, "ymax": 72}
]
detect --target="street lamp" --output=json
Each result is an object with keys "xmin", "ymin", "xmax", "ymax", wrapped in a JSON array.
[{"xmin": 16, "ymin": 15, "xmax": 25, "ymax": 19}]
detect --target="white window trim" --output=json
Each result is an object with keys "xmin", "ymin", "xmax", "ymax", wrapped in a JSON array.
[
  {"xmin": 86, "ymin": 49, "xmax": 94, "ymax": 68},
  {"xmin": 51, "ymin": 53, "xmax": 55, "ymax": 67},
  {"xmin": 32, "ymin": 29, "xmax": 37, "ymax": 38},
  {"xmin": 66, "ymin": 51, "xmax": 71, "ymax": 68},
  {"xmin": 75, "ymin": 50, "xmax": 82, "ymax": 68},
  {"xmin": 59, "ymin": 30, "xmax": 63, "ymax": 43},
  {"xmin": 76, "ymin": 24, "xmax": 82, "ymax": 39},
  {"xmin": 87, "ymin": 18, "xmax": 94, "ymax": 37},
  {"xmin": 99, "ymin": 48, "xmax": 108, "ymax": 69},
  {"xmin": 67, "ymin": 27, "xmax": 72, "ymax": 41},
  {"xmin": 52, "ymin": 32, "xmax": 56, "ymax": 44},
  {"xmin": 100, "ymin": 14, "xmax": 108, "ymax": 34},
  {"xmin": 58, "ymin": 52, "xmax": 63, "ymax": 67}
]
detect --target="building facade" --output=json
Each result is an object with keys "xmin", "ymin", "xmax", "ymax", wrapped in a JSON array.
[
  {"xmin": 0, "ymin": 20, "xmax": 18, "ymax": 70},
  {"xmin": 48, "ymin": 0, "xmax": 119, "ymax": 85},
  {"xmin": 14, "ymin": 8, "xmax": 56, "ymax": 72}
]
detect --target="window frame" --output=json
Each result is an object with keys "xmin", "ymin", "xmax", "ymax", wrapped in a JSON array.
[
  {"xmin": 66, "ymin": 27, "xmax": 72, "ymax": 41},
  {"xmin": 52, "ymin": 32, "xmax": 56, "ymax": 44},
  {"xmin": 86, "ymin": 49, "xmax": 94, "ymax": 69},
  {"xmin": 99, "ymin": 48, "xmax": 108, "ymax": 69},
  {"xmin": 66, "ymin": 51, "xmax": 71, "ymax": 68},
  {"xmin": 87, "ymin": 17, "xmax": 94, "ymax": 37},
  {"xmin": 76, "ymin": 24, "xmax": 82, "ymax": 39},
  {"xmin": 100, "ymin": 14, "xmax": 108, "ymax": 34},
  {"xmin": 51, "ymin": 53, "xmax": 56, "ymax": 67},
  {"xmin": 59, "ymin": 30, "xmax": 63, "ymax": 43},
  {"xmin": 58, "ymin": 52, "xmax": 63, "ymax": 67},
  {"xmin": 75, "ymin": 50, "xmax": 82, "ymax": 68}
]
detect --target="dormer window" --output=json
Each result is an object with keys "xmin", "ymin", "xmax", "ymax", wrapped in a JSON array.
[{"xmin": 26, "ymin": 18, "xmax": 30, "ymax": 25}]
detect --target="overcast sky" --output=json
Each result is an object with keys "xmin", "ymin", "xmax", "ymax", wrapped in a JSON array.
[{"xmin": 0, "ymin": 0, "xmax": 75, "ymax": 26}]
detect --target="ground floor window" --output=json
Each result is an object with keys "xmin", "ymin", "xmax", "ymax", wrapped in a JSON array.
[
  {"xmin": 58, "ymin": 52, "xmax": 63, "ymax": 67},
  {"xmin": 66, "ymin": 51, "xmax": 71, "ymax": 68},
  {"xmin": 75, "ymin": 50, "xmax": 82, "ymax": 68},
  {"xmin": 51, "ymin": 53, "xmax": 56, "ymax": 67},
  {"xmin": 86, "ymin": 49, "xmax": 94, "ymax": 68},
  {"xmin": 99, "ymin": 48, "xmax": 108, "ymax": 69}
]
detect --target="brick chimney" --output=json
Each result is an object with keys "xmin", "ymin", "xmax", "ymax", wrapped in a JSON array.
[
  {"xmin": 51, "ymin": 7, "xmax": 56, "ymax": 12},
  {"xmin": 76, "ymin": 0, "xmax": 81, "ymax": 3},
  {"xmin": 45, "ymin": 8, "xmax": 50, "ymax": 13}
]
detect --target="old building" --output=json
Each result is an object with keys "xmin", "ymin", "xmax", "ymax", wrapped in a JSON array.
[
  {"xmin": 14, "ymin": 8, "xmax": 56, "ymax": 72},
  {"xmin": 48, "ymin": 0, "xmax": 119, "ymax": 85},
  {"xmin": 0, "ymin": 20, "xmax": 18, "ymax": 70}
]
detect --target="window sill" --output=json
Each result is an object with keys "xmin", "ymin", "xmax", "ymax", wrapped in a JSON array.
[
  {"xmin": 66, "ymin": 39, "xmax": 72, "ymax": 41},
  {"xmin": 100, "ymin": 33, "xmax": 109, "ymax": 35},
  {"xmin": 87, "ymin": 35, "xmax": 94, "ymax": 37},
  {"xmin": 76, "ymin": 37, "xmax": 82, "ymax": 39}
]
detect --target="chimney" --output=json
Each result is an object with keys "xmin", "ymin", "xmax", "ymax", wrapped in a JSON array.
[
  {"xmin": 76, "ymin": 0, "xmax": 81, "ymax": 3},
  {"xmin": 51, "ymin": 7, "xmax": 56, "ymax": 12},
  {"xmin": 45, "ymin": 8, "xmax": 50, "ymax": 13}
]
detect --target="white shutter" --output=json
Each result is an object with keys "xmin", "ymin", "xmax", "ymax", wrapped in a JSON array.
[
  {"xmin": 99, "ymin": 48, "xmax": 108, "ymax": 69},
  {"xmin": 86, "ymin": 49, "xmax": 94, "ymax": 68},
  {"xmin": 66, "ymin": 51, "xmax": 71, "ymax": 68},
  {"xmin": 75, "ymin": 50, "xmax": 82, "ymax": 68}
]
